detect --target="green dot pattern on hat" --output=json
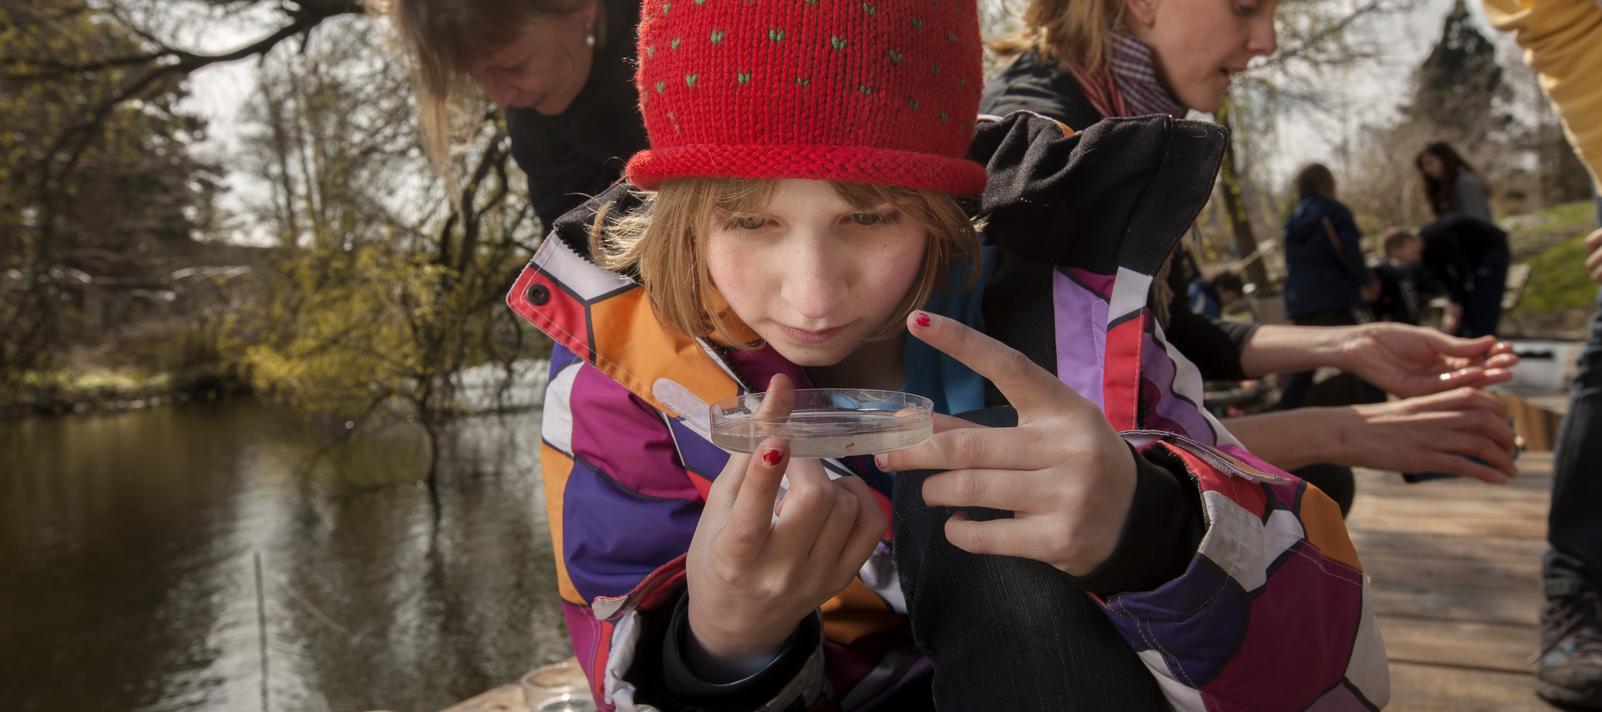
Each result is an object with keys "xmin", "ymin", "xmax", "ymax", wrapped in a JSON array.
[{"xmin": 629, "ymin": 0, "xmax": 986, "ymax": 195}]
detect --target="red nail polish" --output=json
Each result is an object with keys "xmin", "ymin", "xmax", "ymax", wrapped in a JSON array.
[
  {"xmin": 761, "ymin": 449, "xmax": 782, "ymax": 466},
  {"xmin": 914, "ymin": 313, "xmax": 931, "ymax": 328}
]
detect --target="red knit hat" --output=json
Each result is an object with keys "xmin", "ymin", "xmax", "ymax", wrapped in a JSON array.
[{"xmin": 625, "ymin": 0, "xmax": 987, "ymax": 196}]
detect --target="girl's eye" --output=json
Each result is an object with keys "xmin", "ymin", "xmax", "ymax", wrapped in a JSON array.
[
  {"xmin": 728, "ymin": 215, "xmax": 768, "ymax": 230},
  {"xmin": 1233, "ymin": 2, "xmax": 1259, "ymax": 15}
]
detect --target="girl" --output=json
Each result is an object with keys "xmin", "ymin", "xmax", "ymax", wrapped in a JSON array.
[
  {"xmin": 1417, "ymin": 141, "xmax": 1494, "ymax": 222},
  {"xmin": 507, "ymin": 0, "xmax": 1386, "ymax": 708},
  {"xmin": 983, "ymin": 0, "xmax": 1519, "ymax": 493}
]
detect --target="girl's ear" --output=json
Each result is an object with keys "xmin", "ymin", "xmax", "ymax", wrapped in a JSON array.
[{"xmin": 1124, "ymin": 0, "xmax": 1159, "ymax": 30}]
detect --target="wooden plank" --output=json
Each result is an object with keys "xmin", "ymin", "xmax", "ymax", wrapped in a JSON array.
[
  {"xmin": 1363, "ymin": 551, "xmax": 1542, "ymax": 592},
  {"xmin": 1371, "ymin": 582, "xmax": 1542, "ymax": 626},
  {"xmin": 1378, "ymin": 615, "xmax": 1537, "ymax": 673},
  {"xmin": 1349, "ymin": 530, "xmax": 1548, "ymax": 564},
  {"xmin": 1386, "ymin": 661, "xmax": 1547, "ymax": 711}
]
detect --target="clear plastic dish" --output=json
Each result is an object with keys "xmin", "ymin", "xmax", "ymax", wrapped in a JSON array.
[{"xmin": 709, "ymin": 388, "xmax": 934, "ymax": 458}]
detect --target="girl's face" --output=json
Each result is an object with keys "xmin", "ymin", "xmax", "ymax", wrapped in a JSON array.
[
  {"xmin": 1419, "ymin": 153, "xmax": 1445, "ymax": 179},
  {"xmin": 705, "ymin": 180, "xmax": 928, "ymax": 368},
  {"xmin": 466, "ymin": 5, "xmax": 596, "ymax": 115},
  {"xmin": 1126, "ymin": 0, "xmax": 1279, "ymax": 113}
]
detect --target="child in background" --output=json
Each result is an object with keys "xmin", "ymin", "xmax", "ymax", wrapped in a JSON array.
[
  {"xmin": 1372, "ymin": 228, "xmax": 1437, "ymax": 326},
  {"xmin": 506, "ymin": 0, "xmax": 1387, "ymax": 708}
]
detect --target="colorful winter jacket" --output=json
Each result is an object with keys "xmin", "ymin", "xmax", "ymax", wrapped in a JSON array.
[{"xmin": 506, "ymin": 112, "xmax": 1390, "ymax": 711}]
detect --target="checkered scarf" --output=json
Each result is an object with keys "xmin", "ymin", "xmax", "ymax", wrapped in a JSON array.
[{"xmin": 1105, "ymin": 33, "xmax": 1186, "ymax": 118}]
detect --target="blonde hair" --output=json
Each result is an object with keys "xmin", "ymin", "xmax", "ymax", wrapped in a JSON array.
[
  {"xmin": 991, "ymin": 0, "xmax": 1130, "ymax": 72},
  {"xmin": 381, "ymin": 0, "xmax": 590, "ymax": 173},
  {"xmin": 592, "ymin": 179, "xmax": 982, "ymax": 349}
]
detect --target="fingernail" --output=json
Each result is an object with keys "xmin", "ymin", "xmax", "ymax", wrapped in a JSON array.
[
  {"xmin": 913, "ymin": 312, "xmax": 931, "ymax": 328},
  {"xmin": 874, "ymin": 454, "xmax": 888, "ymax": 470},
  {"xmin": 761, "ymin": 449, "xmax": 782, "ymax": 467}
]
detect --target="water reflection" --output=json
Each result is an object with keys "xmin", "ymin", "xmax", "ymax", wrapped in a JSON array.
[{"xmin": 0, "ymin": 399, "xmax": 568, "ymax": 711}]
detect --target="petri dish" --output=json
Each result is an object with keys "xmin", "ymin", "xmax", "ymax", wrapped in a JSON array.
[{"xmin": 709, "ymin": 388, "xmax": 933, "ymax": 458}]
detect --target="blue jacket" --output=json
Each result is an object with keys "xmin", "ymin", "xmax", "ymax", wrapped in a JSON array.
[{"xmin": 1282, "ymin": 195, "xmax": 1369, "ymax": 318}]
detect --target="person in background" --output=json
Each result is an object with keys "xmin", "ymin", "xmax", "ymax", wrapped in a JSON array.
[
  {"xmin": 386, "ymin": 0, "xmax": 647, "ymax": 229},
  {"xmin": 1482, "ymin": 0, "xmax": 1602, "ymax": 699},
  {"xmin": 1406, "ymin": 215, "xmax": 1512, "ymax": 339},
  {"xmin": 1210, "ymin": 271, "xmax": 1246, "ymax": 313},
  {"xmin": 1417, "ymin": 141, "xmax": 1495, "ymax": 222},
  {"xmin": 1280, "ymin": 162, "xmax": 1380, "ymax": 409},
  {"xmin": 1371, "ymin": 228, "xmax": 1439, "ymax": 326}
]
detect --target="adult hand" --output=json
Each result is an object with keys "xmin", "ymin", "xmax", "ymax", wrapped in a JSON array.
[
  {"xmin": 686, "ymin": 374, "xmax": 887, "ymax": 665},
  {"xmin": 1586, "ymin": 228, "xmax": 1602, "ymax": 285},
  {"xmin": 1337, "ymin": 322, "xmax": 1517, "ymax": 398},
  {"xmin": 875, "ymin": 311, "xmax": 1137, "ymax": 577},
  {"xmin": 1334, "ymin": 388, "xmax": 1518, "ymax": 483}
]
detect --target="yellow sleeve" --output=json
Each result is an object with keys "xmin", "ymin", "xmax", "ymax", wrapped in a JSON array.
[{"xmin": 1484, "ymin": 0, "xmax": 1602, "ymax": 189}]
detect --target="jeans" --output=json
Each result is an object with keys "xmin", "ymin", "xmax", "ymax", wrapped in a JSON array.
[
  {"xmin": 1460, "ymin": 244, "xmax": 1511, "ymax": 339},
  {"xmin": 892, "ymin": 407, "xmax": 1165, "ymax": 710},
  {"xmin": 1545, "ymin": 197, "xmax": 1602, "ymax": 595}
]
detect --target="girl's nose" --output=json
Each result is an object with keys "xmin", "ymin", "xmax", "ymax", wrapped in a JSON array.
[
  {"xmin": 1249, "ymin": 16, "xmax": 1278, "ymax": 57},
  {"xmin": 781, "ymin": 239, "xmax": 848, "ymax": 321}
]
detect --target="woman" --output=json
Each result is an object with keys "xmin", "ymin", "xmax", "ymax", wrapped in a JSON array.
[
  {"xmin": 982, "ymin": 0, "xmax": 1520, "ymax": 503},
  {"xmin": 387, "ymin": 0, "xmax": 646, "ymax": 228},
  {"xmin": 1282, "ymin": 163, "xmax": 1370, "ymax": 328},
  {"xmin": 1417, "ymin": 141, "xmax": 1494, "ymax": 222},
  {"xmin": 1279, "ymin": 162, "xmax": 1380, "ymax": 412}
]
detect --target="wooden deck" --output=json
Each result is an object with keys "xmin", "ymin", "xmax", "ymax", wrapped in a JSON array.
[
  {"xmin": 1349, "ymin": 453, "xmax": 1555, "ymax": 711},
  {"xmin": 445, "ymin": 454, "xmax": 1563, "ymax": 711}
]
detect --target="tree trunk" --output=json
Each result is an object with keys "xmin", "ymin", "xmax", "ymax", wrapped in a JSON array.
[{"xmin": 1217, "ymin": 101, "xmax": 1269, "ymax": 288}]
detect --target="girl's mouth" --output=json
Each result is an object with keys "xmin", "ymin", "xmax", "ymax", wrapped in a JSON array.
[{"xmin": 777, "ymin": 323, "xmax": 851, "ymax": 344}]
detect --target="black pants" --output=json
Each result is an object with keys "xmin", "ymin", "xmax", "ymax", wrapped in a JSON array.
[
  {"xmin": 892, "ymin": 407, "xmax": 1165, "ymax": 710},
  {"xmin": 1545, "ymin": 198, "xmax": 1602, "ymax": 597}
]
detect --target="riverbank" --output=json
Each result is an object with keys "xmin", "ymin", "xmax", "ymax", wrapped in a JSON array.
[{"xmin": 3, "ymin": 366, "xmax": 248, "ymax": 420}]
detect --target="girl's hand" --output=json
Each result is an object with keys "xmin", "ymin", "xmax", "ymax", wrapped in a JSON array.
[
  {"xmin": 686, "ymin": 374, "xmax": 887, "ymax": 667},
  {"xmin": 1336, "ymin": 322, "xmax": 1516, "ymax": 397},
  {"xmin": 1338, "ymin": 388, "xmax": 1518, "ymax": 483},
  {"xmin": 875, "ymin": 312, "xmax": 1137, "ymax": 577}
]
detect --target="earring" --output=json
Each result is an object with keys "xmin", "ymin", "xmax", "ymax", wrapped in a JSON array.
[{"xmin": 586, "ymin": 27, "xmax": 596, "ymax": 48}]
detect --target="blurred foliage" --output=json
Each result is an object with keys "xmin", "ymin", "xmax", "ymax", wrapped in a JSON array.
[
  {"xmin": 0, "ymin": 0, "xmax": 546, "ymax": 479},
  {"xmin": 1, "ymin": 0, "xmax": 222, "ymax": 401},
  {"xmin": 1514, "ymin": 201, "xmax": 1599, "ymax": 313}
]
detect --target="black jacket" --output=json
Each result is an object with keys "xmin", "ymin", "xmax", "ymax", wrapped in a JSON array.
[
  {"xmin": 980, "ymin": 49, "xmax": 1259, "ymax": 381},
  {"xmin": 505, "ymin": 0, "xmax": 648, "ymax": 229}
]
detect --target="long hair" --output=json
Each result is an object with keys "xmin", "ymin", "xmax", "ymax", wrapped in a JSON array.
[
  {"xmin": 989, "ymin": 0, "xmax": 1129, "ymax": 72},
  {"xmin": 592, "ymin": 179, "xmax": 981, "ymax": 348},
  {"xmin": 1295, "ymin": 163, "xmax": 1337, "ymax": 201},
  {"xmin": 1415, "ymin": 142, "xmax": 1478, "ymax": 217},
  {"xmin": 381, "ymin": 0, "xmax": 590, "ymax": 175}
]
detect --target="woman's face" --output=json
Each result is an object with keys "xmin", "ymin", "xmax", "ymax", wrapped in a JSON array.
[
  {"xmin": 1126, "ymin": 0, "xmax": 1279, "ymax": 113},
  {"xmin": 466, "ymin": 5, "xmax": 597, "ymax": 115},
  {"xmin": 1419, "ymin": 153, "xmax": 1445, "ymax": 179},
  {"xmin": 705, "ymin": 180, "xmax": 928, "ymax": 368}
]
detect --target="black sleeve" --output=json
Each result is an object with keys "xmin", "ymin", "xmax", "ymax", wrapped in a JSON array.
[
  {"xmin": 1066, "ymin": 444, "xmax": 1206, "ymax": 597},
  {"xmin": 978, "ymin": 50, "xmax": 1106, "ymax": 129},
  {"xmin": 1163, "ymin": 283, "xmax": 1258, "ymax": 381},
  {"xmin": 507, "ymin": 109, "xmax": 622, "ymax": 231},
  {"xmin": 628, "ymin": 588, "xmax": 822, "ymax": 711}
]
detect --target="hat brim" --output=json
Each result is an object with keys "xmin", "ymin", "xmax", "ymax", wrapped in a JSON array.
[{"xmin": 626, "ymin": 143, "xmax": 988, "ymax": 197}]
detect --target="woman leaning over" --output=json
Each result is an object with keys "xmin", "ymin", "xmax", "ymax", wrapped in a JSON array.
[{"xmin": 386, "ymin": 0, "xmax": 646, "ymax": 229}]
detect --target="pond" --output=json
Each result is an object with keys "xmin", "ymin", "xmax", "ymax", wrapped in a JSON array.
[{"xmin": 0, "ymin": 397, "xmax": 569, "ymax": 712}]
